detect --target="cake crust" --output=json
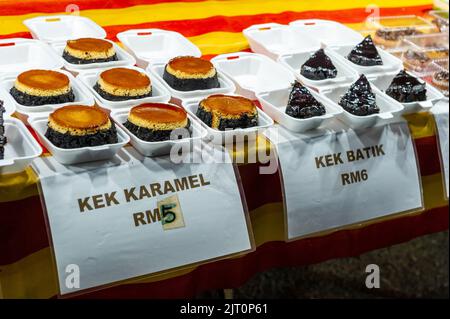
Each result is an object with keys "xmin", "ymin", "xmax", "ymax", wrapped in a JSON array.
[
  {"xmin": 15, "ymin": 70, "xmax": 70, "ymax": 96},
  {"xmin": 166, "ymin": 56, "xmax": 216, "ymax": 79},
  {"xmin": 128, "ymin": 103, "xmax": 188, "ymax": 131}
]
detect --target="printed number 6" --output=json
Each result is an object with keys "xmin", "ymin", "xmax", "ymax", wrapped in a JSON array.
[{"xmin": 161, "ymin": 203, "xmax": 177, "ymax": 224}]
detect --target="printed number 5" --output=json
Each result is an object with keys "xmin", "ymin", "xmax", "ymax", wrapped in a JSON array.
[{"xmin": 161, "ymin": 203, "xmax": 177, "ymax": 224}]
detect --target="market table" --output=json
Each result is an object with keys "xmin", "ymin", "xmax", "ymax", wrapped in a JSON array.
[{"xmin": 0, "ymin": 0, "xmax": 448, "ymax": 299}]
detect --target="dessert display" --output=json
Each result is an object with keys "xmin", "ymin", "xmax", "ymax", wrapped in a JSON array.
[
  {"xmin": 63, "ymin": 38, "xmax": 118, "ymax": 64},
  {"xmin": 432, "ymin": 70, "xmax": 449, "ymax": 97},
  {"xmin": 346, "ymin": 35, "xmax": 383, "ymax": 66},
  {"xmin": 385, "ymin": 70, "xmax": 427, "ymax": 103},
  {"xmin": 300, "ymin": 49, "xmax": 337, "ymax": 80},
  {"xmin": 0, "ymin": 100, "xmax": 6, "ymax": 160},
  {"xmin": 402, "ymin": 49, "xmax": 431, "ymax": 72},
  {"xmin": 285, "ymin": 81, "xmax": 326, "ymax": 119},
  {"xmin": 10, "ymin": 70, "xmax": 75, "ymax": 106},
  {"xmin": 338, "ymin": 75, "xmax": 380, "ymax": 116},
  {"xmin": 45, "ymin": 105, "xmax": 118, "ymax": 149},
  {"xmin": 94, "ymin": 68, "xmax": 152, "ymax": 101},
  {"xmin": 373, "ymin": 27, "xmax": 420, "ymax": 48},
  {"xmin": 123, "ymin": 103, "xmax": 190, "ymax": 142},
  {"xmin": 196, "ymin": 94, "xmax": 258, "ymax": 131},
  {"xmin": 163, "ymin": 56, "xmax": 220, "ymax": 91}
]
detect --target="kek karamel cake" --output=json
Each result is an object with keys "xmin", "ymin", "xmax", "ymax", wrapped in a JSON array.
[
  {"xmin": 63, "ymin": 38, "xmax": 118, "ymax": 64},
  {"xmin": 94, "ymin": 68, "xmax": 152, "ymax": 101},
  {"xmin": 196, "ymin": 94, "xmax": 258, "ymax": 131},
  {"xmin": 163, "ymin": 56, "xmax": 220, "ymax": 91},
  {"xmin": 385, "ymin": 70, "xmax": 427, "ymax": 103},
  {"xmin": 10, "ymin": 70, "xmax": 75, "ymax": 106},
  {"xmin": 123, "ymin": 103, "xmax": 190, "ymax": 142},
  {"xmin": 45, "ymin": 105, "xmax": 118, "ymax": 149},
  {"xmin": 300, "ymin": 49, "xmax": 337, "ymax": 81},
  {"xmin": 285, "ymin": 81, "xmax": 326, "ymax": 119},
  {"xmin": 338, "ymin": 74, "xmax": 380, "ymax": 116},
  {"xmin": 346, "ymin": 35, "xmax": 383, "ymax": 67}
]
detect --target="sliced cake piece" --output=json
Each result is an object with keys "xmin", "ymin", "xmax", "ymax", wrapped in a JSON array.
[
  {"xmin": 346, "ymin": 35, "xmax": 383, "ymax": 66},
  {"xmin": 385, "ymin": 70, "xmax": 427, "ymax": 103},
  {"xmin": 338, "ymin": 74, "xmax": 380, "ymax": 116},
  {"xmin": 285, "ymin": 81, "xmax": 326, "ymax": 119},
  {"xmin": 300, "ymin": 49, "xmax": 337, "ymax": 80}
]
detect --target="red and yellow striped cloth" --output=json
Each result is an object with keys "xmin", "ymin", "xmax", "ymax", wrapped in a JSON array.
[{"xmin": 0, "ymin": 0, "xmax": 448, "ymax": 299}]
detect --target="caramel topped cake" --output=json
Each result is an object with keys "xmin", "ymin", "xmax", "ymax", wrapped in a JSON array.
[
  {"xmin": 45, "ymin": 105, "xmax": 118, "ymax": 148},
  {"xmin": 163, "ymin": 56, "xmax": 220, "ymax": 91},
  {"xmin": 63, "ymin": 38, "xmax": 118, "ymax": 64},
  {"xmin": 10, "ymin": 70, "xmax": 75, "ymax": 106},
  {"xmin": 196, "ymin": 94, "xmax": 258, "ymax": 131},
  {"xmin": 94, "ymin": 68, "xmax": 152, "ymax": 101},
  {"xmin": 124, "ymin": 103, "xmax": 190, "ymax": 142}
]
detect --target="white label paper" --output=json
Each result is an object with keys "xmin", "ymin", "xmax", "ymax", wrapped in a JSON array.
[
  {"xmin": 267, "ymin": 121, "xmax": 423, "ymax": 240},
  {"xmin": 432, "ymin": 102, "xmax": 449, "ymax": 199},
  {"xmin": 34, "ymin": 146, "xmax": 252, "ymax": 295}
]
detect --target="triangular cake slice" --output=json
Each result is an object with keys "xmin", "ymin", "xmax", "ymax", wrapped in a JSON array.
[
  {"xmin": 300, "ymin": 49, "xmax": 338, "ymax": 80},
  {"xmin": 338, "ymin": 74, "xmax": 380, "ymax": 116},
  {"xmin": 346, "ymin": 35, "xmax": 383, "ymax": 66},
  {"xmin": 285, "ymin": 81, "xmax": 326, "ymax": 119},
  {"xmin": 385, "ymin": 70, "xmax": 427, "ymax": 102}
]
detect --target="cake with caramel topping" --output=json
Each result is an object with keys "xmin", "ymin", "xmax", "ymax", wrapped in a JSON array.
[
  {"xmin": 94, "ymin": 68, "xmax": 152, "ymax": 101},
  {"xmin": 124, "ymin": 103, "xmax": 190, "ymax": 142},
  {"xmin": 196, "ymin": 94, "xmax": 258, "ymax": 131},
  {"xmin": 45, "ymin": 105, "xmax": 118, "ymax": 148},
  {"xmin": 163, "ymin": 56, "xmax": 220, "ymax": 91},
  {"xmin": 10, "ymin": 70, "xmax": 75, "ymax": 106},
  {"xmin": 63, "ymin": 38, "xmax": 118, "ymax": 64}
]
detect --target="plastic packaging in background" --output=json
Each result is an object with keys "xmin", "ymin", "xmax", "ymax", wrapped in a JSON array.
[
  {"xmin": 182, "ymin": 94, "xmax": 274, "ymax": 145},
  {"xmin": 211, "ymin": 52, "xmax": 295, "ymax": 100},
  {"xmin": 0, "ymin": 38, "xmax": 64, "ymax": 77},
  {"xmin": 23, "ymin": 15, "xmax": 106, "ymax": 43},
  {"xmin": 117, "ymin": 29, "xmax": 202, "ymax": 68},
  {"xmin": 418, "ymin": 61, "xmax": 450, "ymax": 98},
  {"xmin": 402, "ymin": 32, "xmax": 449, "ymax": 60},
  {"xmin": 428, "ymin": 10, "xmax": 449, "ymax": 32},
  {"xmin": 256, "ymin": 86, "xmax": 342, "ymax": 133},
  {"xmin": 365, "ymin": 15, "xmax": 439, "ymax": 50},
  {"xmin": 111, "ymin": 108, "xmax": 208, "ymax": 157},
  {"xmin": 243, "ymin": 23, "xmax": 321, "ymax": 60},
  {"xmin": 29, "ymin": 114, "xmax": 130, "ymax": 165}
]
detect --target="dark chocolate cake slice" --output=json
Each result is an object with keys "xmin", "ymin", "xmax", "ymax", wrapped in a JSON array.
[
  {"xmin": 0, "ymin": 100, "xmax": 6, "ymax": 160},
  {"xmin": 338, "ymin": 74, "xmax": 380, "ymax": 116},
  {"xmin": 300, "ymin": 49, "xmax": 337, "ymax": 80},
  {"xmin": 385, "ymin": 70, "xmax": 427, "ymax": 103},
  {"xmin": 346, "ymin": 35, "xmax": 383, "ymax": 66},
  {"xmin": 285, "ymin": 81, "xmax": 326, "ymax": 119}
]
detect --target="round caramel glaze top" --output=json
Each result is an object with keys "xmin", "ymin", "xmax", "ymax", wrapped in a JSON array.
[
  {"xmin": 49, "ymin": 105, "xmax": 109, "ymax": 129},
  {"xmin": 130, "ymin": 103, "xmax": 187, "ymax": 123},
  {"xmin": 99, "ymin": 68, "xmax": 151, "ymax": 89},
  {"xmin": 167, "ymin": 56, "xmax": 214, "ymax": 75},
  {"xmin": 200, "ymin": 95, "xmax": 256, "ymax": 115},
  {"xmin": 66, "ymin": 38, "xmax": 113, "ymax": 53},
  {"xmin": 17, "ymin": 70, "xmax": 70, "ymax": 90}
]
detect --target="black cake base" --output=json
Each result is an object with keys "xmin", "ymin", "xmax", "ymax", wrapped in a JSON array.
[{"xmin": 10, "ymin": 87, "xmax": 75, "ymax": 106}]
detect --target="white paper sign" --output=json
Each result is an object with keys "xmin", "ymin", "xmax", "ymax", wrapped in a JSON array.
[
  {"xmin": 33, "ymin": 146, "xmax": 252, "ymax": 295},
  {"xmin": 432, "ymin": 101, "xmax": 449, "ymax": 199},
  {"xmin": 266, "ymin": 121, "xmax": 423, "ymax": 240}
]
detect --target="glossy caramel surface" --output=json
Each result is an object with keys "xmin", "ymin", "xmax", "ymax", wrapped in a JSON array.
[
  {"xmin": 130, "ymin": 103, "xmax": 187, "ymax": 123},
  {"xmin": 167, "ymin": 56, "xmax": 214, "ymax": 75},
  {"xmin": 17, "ymin": 70, "xmax": 70, "ymax": 90},
  {"xmin": 201, "ymin": 95, "xmax": 256, "ymax": 115},
  {"xmin": 50, "ymin": 105, "xmax": 109, "ymax": 129},
  {"xmin": 100, "ymin": 68, "xmax": 151, "ymax": 89},
  {"xmin": 66, "ymin": 38, "xmax": 113, "ymax": 52}
]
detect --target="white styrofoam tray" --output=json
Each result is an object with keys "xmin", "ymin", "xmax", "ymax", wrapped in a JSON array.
[
  {"xmin": 320, "ymin": 82, "xmax": 404, "ymax": 129},
  {"xmin": 211, "ymin": 52, "xmax": 295, "ymax": 100},
  {"xmin": 277, "ymin": 49, "xmax": 359, "ymax": 89},
  {"xmin": 148, "ymin": 63, "xmax": 236, "ymax": 102},
  {"xmin": 0, "ymin": 38, "xmax": 64, "ymax": 77},
  {"xmin": 256, "ymin": 86, "xmax": 343, "ymax": 133},
  {"xmin": 111, "ymin": 107, "xmax": 207, "ymax": 157},
  {"xmin": 242, "ymin": 23, "xmax": 321, "ymax": 60},
  {"xmin": 289, "ymin": 19, "xmax": 364, "ymax": 48},
  {"xmin": 1, "ymin": 69, "xmax": 95, "ymax": 117},
  {"xmin": 23, "ymin": 15, "xmax": 106, "ymax": 43},
  {"xmin": 29, "ymin": 114, "xmax": 130, "ymax": 165},
  {"xmin": 50, "ymin": 39, "xmax": 136, "ymax": 74},
  {"xmin": 117, "ymin": 29, "xmax": 201, "ymax": 68},
  {"xmin": 0, "ymin": 117, "xmax": 43, "ymax": 175},
  {"xmin": 182, "ymin": 94, "xmax": 274, "ymax": 145},
  {"xmin": 330, "ymin": 44, "xmax": 403, "ymax": 77},
  {"xmin": 370, "ymin": 71, "xmax": 445, "ymax": 114},
  {"xmin": 77, "ymin": 66, "xmax": 171, "ymax": 111}
]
